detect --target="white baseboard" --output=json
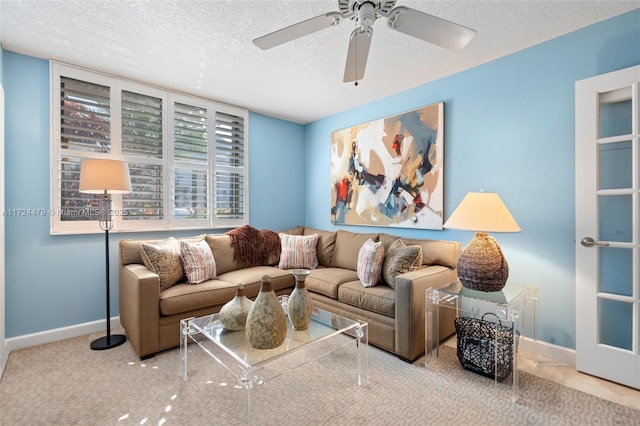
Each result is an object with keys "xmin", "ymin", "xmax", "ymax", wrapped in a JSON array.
[
  {"xmin": 3, "ymin": 318, "xmax": 577, "ymax": 368},
  {"xmin": 4, "ymin": 317, "xmax": 121, "ymax": 353},
  {"xmin": 520, "ymin": 336, "xmax": 576, "ymax": 366}
]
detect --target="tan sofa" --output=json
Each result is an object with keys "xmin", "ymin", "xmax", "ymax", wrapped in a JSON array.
[{"xmin": 119, "ymin": 226, "xmax": 461, "ymax": 361}]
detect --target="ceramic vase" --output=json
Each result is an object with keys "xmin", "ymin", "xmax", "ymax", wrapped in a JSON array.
[
  {"xmin": 218, "ymin": 283, "xmax": 253, "ymax": 331},
  {"xmin": 245, "ymin": 275, "xmax": 287, "ymax": 349},
  {"xmin": 287, "ymin": 269, "xmax": 313, "ymax": 330}
]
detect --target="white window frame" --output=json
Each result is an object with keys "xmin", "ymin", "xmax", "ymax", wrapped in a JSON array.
[{"xmin": 50, "ymin": 62, "xmax": 248, "ymax": 235}]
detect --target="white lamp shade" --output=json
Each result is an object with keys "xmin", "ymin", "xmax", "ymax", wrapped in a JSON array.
[
  {"xmin": 444, "ymin": 192, "xmax": 521, "ymax": 233},
  {"xmin": 79, "ymin": 159, "xmax": 132, "ymax": 194}
]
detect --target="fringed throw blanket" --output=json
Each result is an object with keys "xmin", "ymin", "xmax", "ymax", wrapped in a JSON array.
[{"xmin": 226, "ymin": 225, "xmax": 282, "ymax": 268}]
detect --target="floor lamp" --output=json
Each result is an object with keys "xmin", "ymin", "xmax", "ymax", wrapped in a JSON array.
[{"xmin": 79, "ymin": 159, "xmax": 132, "ymax": 350}]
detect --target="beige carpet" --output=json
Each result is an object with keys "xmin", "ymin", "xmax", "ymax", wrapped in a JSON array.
[{"xmin": 1, "ymin": 330, "xmax": 638, "ymax": 425}]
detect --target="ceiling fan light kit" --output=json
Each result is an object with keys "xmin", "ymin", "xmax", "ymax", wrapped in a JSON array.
[{"xmin": 253, "ymin": 0, "xmax": 477, "ymax": 84}]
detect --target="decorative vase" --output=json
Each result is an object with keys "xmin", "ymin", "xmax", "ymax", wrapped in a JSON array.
[
  {"xmin": 218, "ymin": 283, "xmax": 253, "ymax": 331},
  {"xmin": 245, "ymin": 275, "xmax": 287, "ymax": 349},
  {"xmin": 287, "ymin": 269, "xmax": 313, "ymax": 330}
]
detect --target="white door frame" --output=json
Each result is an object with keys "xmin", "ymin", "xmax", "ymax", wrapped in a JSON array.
[
  {"xmin": 575, "ymin": 65, "xmax": 639, "ymax": 390},
  {"xmin": 0, "ymin": 83, "xmax": 6, "ymax": 376}
]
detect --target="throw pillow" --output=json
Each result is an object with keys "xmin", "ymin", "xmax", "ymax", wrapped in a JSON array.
[
  {"xmin": 141, "ymin": 237, "xmax": 184, "ymax": 292},
  {"xmin": 357, "ymin": 238, "xmax": 385, "ymax": 288},
  {"xmin": 278, "ymin": 233, "xmax": 320, "ymax": 269},
  {"xmin": 180, "ymin": 239, "xmax": 217, "ymax": 284},
  {"xmin": 382, "ymin": 239, "xmax": 423, "ymax": 289}
]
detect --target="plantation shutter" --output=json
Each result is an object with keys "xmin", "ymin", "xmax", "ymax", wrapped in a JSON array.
[
  {"xmin": 59, "ymin": 77, "xmax": 111, "ymax": 221},
  {"xmin": 215, "ymin": 111, "xmax": 246, "ymax": 222},
  {"xmin": 52, "ymin": 62, "xmax": 249, "ymax": 234},
  {"xmin": 173, "ymin": 102, "xmax": 209, "ymax": 221},
  {"xmin": 121, "ymin": 91, "xmax": 164, "ymax": 221}
]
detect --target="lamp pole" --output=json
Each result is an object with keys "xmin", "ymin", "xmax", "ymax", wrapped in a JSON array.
[{"xmin": 90, "ymin": 193, "xmax": 126, "ymax": 350}]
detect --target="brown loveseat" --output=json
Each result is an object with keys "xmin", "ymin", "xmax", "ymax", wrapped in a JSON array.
[{"xmin": 118, "ymin": 226, "xmax": 461, "ymax": 361}]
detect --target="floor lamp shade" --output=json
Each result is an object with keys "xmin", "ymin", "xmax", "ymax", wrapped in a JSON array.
[
  {"xmin": 79, "ymin": 159, "xmax": 132, "ymax": 195},
  {"xmin": 79, "ymin": 159, "xmax": 132, "ymax": 351},
  {"xmin": 444, "ymin": 192, "xmax": 520, "ymax": 292}
]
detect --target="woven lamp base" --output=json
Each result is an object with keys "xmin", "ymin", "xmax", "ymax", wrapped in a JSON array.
[{"xmin": 457, "ymin": 232, "xmax": 509, "ymax": 292}]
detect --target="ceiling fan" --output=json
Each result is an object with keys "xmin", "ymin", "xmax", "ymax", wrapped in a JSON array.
[{"xmin": 253, "ymin": 0, "xmax": 477, "ymax": 84}]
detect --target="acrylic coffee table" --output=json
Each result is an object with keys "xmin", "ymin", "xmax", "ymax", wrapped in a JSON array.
[{"xmin": 180, "ymin": 296, "xmax": 368, "ymax": 422}]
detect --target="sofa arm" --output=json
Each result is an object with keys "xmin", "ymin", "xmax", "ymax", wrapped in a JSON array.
[
  {"xmin": 119, "ymin": 264, "xmax": 161, "ymax": 359},
  {"xmin": 394, "ymin": 265, "xmax": 458, "ymax": 362}
]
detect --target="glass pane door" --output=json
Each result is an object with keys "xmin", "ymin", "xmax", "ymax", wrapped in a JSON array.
[{"xmin": 575, "ymin": 65, "xmax": 639, "ymax": 390}]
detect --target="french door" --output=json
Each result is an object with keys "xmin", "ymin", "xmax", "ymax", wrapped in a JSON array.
[{"xmin": 575, "ymin": 65, "xmax": 639, "ymax": 389}]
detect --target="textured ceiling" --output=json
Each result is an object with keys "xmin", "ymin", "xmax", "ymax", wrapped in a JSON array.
[{"xmin": 1, "ymin": 1, "xmax": 638, "ymax": 124}]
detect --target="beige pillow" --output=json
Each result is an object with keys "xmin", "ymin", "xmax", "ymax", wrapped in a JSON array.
[
  {"xmin": 382, "ymin": 239, "xmax": 423, "ymax": 289},
  {"xmin": 141, "ymin": 237, "xmax": 184, "ymax": 292},
  {"xmin": 180, "ymin": 240, "xmax": 217, "ymax": 284}
]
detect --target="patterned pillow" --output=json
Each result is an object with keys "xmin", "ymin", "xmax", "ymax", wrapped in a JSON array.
[
  {"xmin": 382, "ymin": 239, "xmax": 423, "ymax": 289},
  {"xmin": 278, "ymin": 233, "xmax": 320, "ymax": 269},
  {"xmin": 141, "ymin": 237, "xmax": 184, "ymax": 292},
  {"xmin": 180, "ymin": 240, "xmax": 217, "ymax": 284},
  {"xmin": 357, "ymin": 238, "xmax": 385, "ymax": 288}
]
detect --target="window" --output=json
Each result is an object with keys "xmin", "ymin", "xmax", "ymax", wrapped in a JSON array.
[{"xmin": 51, "ymin": 63, "xmax": 248, "ymax": 234}]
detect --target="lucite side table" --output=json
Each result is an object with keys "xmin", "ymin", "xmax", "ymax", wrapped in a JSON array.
[{"xmin": 425, "ymin": 281, "xmax": 538, "ymax": 402}]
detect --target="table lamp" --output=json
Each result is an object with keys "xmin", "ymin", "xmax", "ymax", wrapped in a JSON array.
[
  {"xmin": 443, "ymin": 192, "xmax": 520, "ymax": 292},
  {"xmin": 79, "ymin": 159, "xmax": 132, "ymax": 350}
]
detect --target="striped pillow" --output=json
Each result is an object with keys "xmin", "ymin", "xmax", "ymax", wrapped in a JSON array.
[
  {"xmin": 357, "ymin": 238, "xmax": 385, "ymax": 287},
  {"xmin": 180, "ymin": 240, "xmax": 217, "ymax": 284},
  {"xmin": 278, "ymin": 233, "xmax": 320, "ymax": 269}
]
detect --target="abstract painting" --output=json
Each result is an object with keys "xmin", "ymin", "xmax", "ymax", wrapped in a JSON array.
[{"xmin": 330, "ymin": 102, "xmax": 444, "ymax": 230}]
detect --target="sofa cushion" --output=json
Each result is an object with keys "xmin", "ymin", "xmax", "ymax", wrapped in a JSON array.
[
  {"xmin": 160, "ymin": 266, "xmax": 293, "ymax": 317},
  {"xmin": 304, "ymin": 268, "xmax": 359, "ymax": 299},
  {"xmin": 401, "ymin": 238, "xmax": 460, "ymax": 268},
  {"xmin": 278, "ymin": 233, "xmax": 320, "ymax": 269},
  {"xmin": 382, "ymin": 239, "xmax": 423, "ymax": 289},
  {"xmin": 140, "ymin": 237, "xmax": 184, "ymax": 292},
  {"xmin": 338, "ymin": 280, "xmax": 395, "ymax": 318},
  {"xmin": 159, "ymin": 279, "xmax": 237, "ymax": 316},
  {"xmin": 205, "ymin": 234, "xmax": 239, "ymax": 274},
  {"xmin": 330, "ymin": 230, "xmax": 379, "ymax": 270},
  {"xmin": 302, "ymin": 227, "xmax": 336, "ymax": 267},
  {"xmin": 281, "ymin": 225, "xmax": 304, "ymax": 235},
  {"xmin": 180, "ymin": 239, "xmax": 217, "ymax": 284},
  {"xmin": 120, "ymin": 235, "xmax": 204, "ymax": 266},
  {"xmin": 217, "ymin": 266, "xmax": 294, "ymax": 298},
  {"xmin": 356, "ymin": 238, "xmax": 385, "ymax": 287}
]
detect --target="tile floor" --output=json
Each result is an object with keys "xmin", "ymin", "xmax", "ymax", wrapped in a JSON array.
[{"xmin": 518, "ymin": 354, "xmax": 640, "ymax": 411}]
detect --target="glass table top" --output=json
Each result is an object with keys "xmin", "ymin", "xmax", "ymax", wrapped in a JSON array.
[
  {"xmin": 185, "ymin": 297, "xmax": 366, "ymax": 370},
  {"xmin": 436, "ymin": 280, "xmax": 533, "ymax": 305}
]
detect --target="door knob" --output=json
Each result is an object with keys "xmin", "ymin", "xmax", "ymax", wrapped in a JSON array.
[{"xmin": 580, "ymin": 237, "xmax": 610, "ymax": 248}]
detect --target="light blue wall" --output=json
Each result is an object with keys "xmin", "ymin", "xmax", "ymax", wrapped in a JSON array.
[
  {"xmin": 304, "ymin": 10, "xmax": 640, "ymax": 349},
  {"xmin": 2, "ymin": 52, "xmax": 305, "ymax": 337},
  {"xmin": 248, "ymin": 112, "xmax": 305, "ymax": 230}
]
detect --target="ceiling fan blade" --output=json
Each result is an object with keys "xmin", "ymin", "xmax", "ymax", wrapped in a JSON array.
[
  {"xmin": 253, "ymin": 12, "xmax": 343, "ymax": 50},
  {"xmin": 343, "ymin": 27, "xmax": 373, "ymax": 83},
  {"xmin": 387, "ymin": 7, "xmax": 476, "ymax": 51}
]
